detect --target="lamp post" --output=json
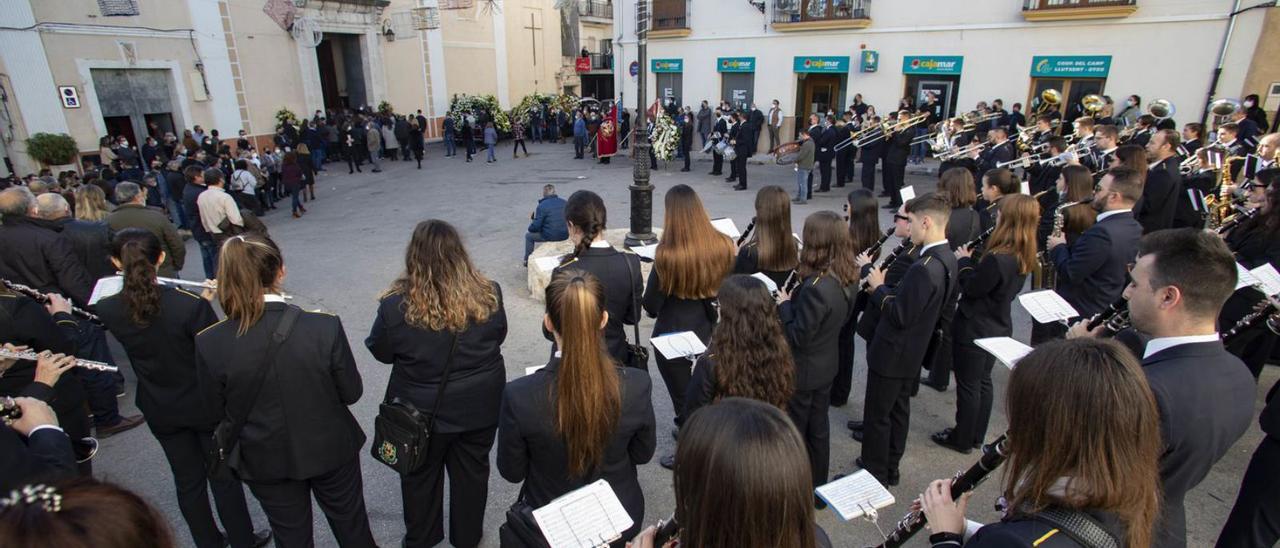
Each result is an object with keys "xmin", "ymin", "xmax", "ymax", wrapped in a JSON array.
[{"xmin": 626, "ymin": 1, "xmax": 657, "ymax": 247}]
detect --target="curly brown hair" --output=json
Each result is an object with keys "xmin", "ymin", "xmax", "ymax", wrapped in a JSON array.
[
  {"xmin": 709, "ymin": 275, "xmax": 795, "ymax": 409},
  {"xmin": 385, "ymin": 220, "xmax": 498, "ymax": 332}
]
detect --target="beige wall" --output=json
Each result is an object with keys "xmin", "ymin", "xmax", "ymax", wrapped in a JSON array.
[
  {"xmin": 504, "ymin": 1, "xmax": 562, "ymax": 100},
  {"xmin": 31, "ymin": 0, "xmax": 194, "ymax": 30},
  {"xmin": 224, "ymin": 0, "xmax": 307, "ymax": 138},
  {"xmin": 441, "ymin": 7, "xmax": 499, "ymax": 99},
  {"xmin": 1241, "ymin": 9, "xmax": 1280, "ymax": 104}
]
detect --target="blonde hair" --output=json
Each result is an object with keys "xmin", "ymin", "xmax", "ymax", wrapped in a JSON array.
[
  {"xmin": 216, "ymin": 235, "xmax": 283, "ymax": 336},
  {"xmin": 74, "ymin": 185, "xmax": 111, "ymax": 221},
  {"xmin": 385, "ymin": 220, "xmax": 498, "ymax": 332}
]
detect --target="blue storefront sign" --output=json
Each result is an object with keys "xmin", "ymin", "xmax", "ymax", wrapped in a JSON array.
[
  {"xmin": 717, "ymin": 57, "xmax": 755, "ymax": 73},
  {"xmin": 651, "ymin": 59, "xmax": 683, "ymax": 73},
  {"xmin": 902, "ymin": 55, "xmax": 964, "ymax": 76},
  {"xmin": 793, "ymin": 56, "xmax": 849, "ymax": 73},
  {"xmin": 859, "ymin": 50, "xmax": 879, "ymax": 73},
  {"xmin": 1030, "ymin": 55, "xmax": 1111, "ymax": 78}
]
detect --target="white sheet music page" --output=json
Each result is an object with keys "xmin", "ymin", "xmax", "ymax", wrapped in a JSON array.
[
  {"xmin": 1237, "ymin": 263, "xmax": 1261, "ymax": 291},
  {"xmin": 1020, "ymin": 181, "xmax": 1030, "ymax": 195},
  {"xmin": 751, "ymin": 272, "xmax": 779, "ymax": 294},
  {"xmin": 1017, "ymin": 290, "xmax": 1080, "ymax": 324},
  {"xmin": 533, "ymin": 479, "xmax": 633, "ymax": 548},
  {"xmin": 534, "ymin": 255, "xmax": 567, "ymax": 273},
  {"xmin": 710, "ymin": 217, "xmax": 741, "ymax": 238},
  {"xmin": 899, "ymin": 185, "xmax": 916, "ymax": 202},
  {"xmin": 89, "ymin": 276, "xmax": 124, "ymax": 306},
  {"xmin": 650, "ymin": 332, "xmax": 707, "ymax": 360},
  {"xmin": 815, "ymin": 470, "xmax": 895, "ymax": 521},
  {"xmin": 630, "ymin": 244, "xmax": 658, "ymax": 261},
  {"xmin": 1249, "ymin": 264, "xmax": 1280, "ymax": 296},
  {"xmin": 975, "ymin": 337, "xmax": 1034, "ymax": 370}
]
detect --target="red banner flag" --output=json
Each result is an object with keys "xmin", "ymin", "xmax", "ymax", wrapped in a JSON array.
[
  {"xmin": 598, "ymin": 104, "xmax": 618, "ymax": 158},
  {"xmin": 575, "ymin": 57, "xmax": 592, "ymax": 72}
]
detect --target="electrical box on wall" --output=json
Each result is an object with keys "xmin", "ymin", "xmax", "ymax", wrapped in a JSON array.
[{"xmin": 1266, "ymin": 82, "xmax": 1280, "ymax": 113}]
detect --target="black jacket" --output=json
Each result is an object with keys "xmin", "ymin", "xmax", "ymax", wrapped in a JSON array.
[
  {"xmin": 779, "ymin": 274, "xmax": 852, "ymax": 391},
  {"xmin": 733, "ymin": 243, "xmax": 795, "ymax": 288},
  {"xmin": 552, "ymin": 248, "xmax": 643, "ymax": 365},
  {"xmin": 1049, "ymin": 210, "xmax": 1142, "ymax": 318},
  {"xmin": 1136, "ymin": 156, "xmax": 1182, "ymax": 233},
  {"xmin": 945, "ymin": 207, "xmax": 982, "ymax": 250},
  {"xmin": 951, "ymin": 508, "xmax": 1126, "ymax": 547},
  {"xmin": 1142, "ymin": 341, "xmax": 1254, "ymax": 548},
  {"xmin": 882, "ymin": 126, "xmax": 913, "ymax": 165},
  {"xmin": 978, "ymin": 141, "xmax": 1015, "ymax": 180},
  {"xmin": 196, "ymin": 303, "xmax": 365, "ymax": 481},
  {"xmin": 952, "ymin": 253, "xmax": 1025, "ymax": 343},
  {"xmin": 1173, "ymin": 169, "xmax": 1215, "ymax": 229},
  {"xmin": 0, "ymin": 216, "xmax": 94, "ymax": 307},
  {"xmin": 182, "ymin": 183, "xmax": 211, "ymax": 243},
  {"xmin": 366, "ymin": 286, "xmax": 507, "ymax": 433},
  {"xmin": 867, "ymin": 243, "xmax": 957, "ymax": 378},
  {"xmin": 816, "ymin": 126, "xmax": 838, "ymax": 161},
  {"xmin": 642, "ymin": 268, "xmax": 719, "ymax": 345},
  {"xmin": 856, "ymin": 243, "xmax": 919, "ymax": 341},
  {"xmin": 0, "ymin": 292, "xmax": 88, "ymax": 442},
  {"xmin": 55, "ymin": 218, "xmax": 115, "ymax": 283},
  {"xmin": 0, "ymin": 425, "xmax": 75, "ymax": 492},
  {"xmin": 97, "ymin": 286, "xmax": 221, "ymax": 429},
  {"xmin": 497, "ymin": 358, "xmax": 656, "ymax": 533}
]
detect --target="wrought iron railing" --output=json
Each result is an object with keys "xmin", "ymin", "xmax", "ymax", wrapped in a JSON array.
[
  {"xmin": 1023, "ymin": 0, "xmax": 1135, "ymax": 10},
  {"xmin": 772, "ymin": 0, "xmax": 870, "ymax": 24},
  {"xmin": 578, "ymin": 1, "xmax": 612, "ymax": 19},
  {"xmin": 652, "ymin": 0, "xmax": 690, "ymax": 30}
]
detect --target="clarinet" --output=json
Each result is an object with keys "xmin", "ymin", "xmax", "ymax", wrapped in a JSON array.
[
  {"xmin": 1215, "ymin": 207, "xmax": 1259, "ymax": 235},
  {"xmin": 0, "ymin": 347, "xmax": 119, "ymax": 373},
  {"xmin": 653, "ymin": 514, "xmax": 680, "ymax": 546},
  {"xmin": 860, "ymin": 240, "xmax": 912, "ymax": 292},
  {"xmin": 1222, "ymin": 299, "xmax": 1278, "ymax": 345},
  {"xmin": 736, "ymin": 218, "xmax": 757, "ymax": 246},
  {"xmin": 873, "ymin": 435, "xmax": 1011, "ymax": 548},
  {"xmin": 782, "ymin": 269, "xmax": 801, "ymax": 295},
  {"xmin": 0, "ymin": 396, "xmax": 20, "ymax": 425},
  {"xmin": 960, "ymin": 226, "xmax": 995, "ymax": 252},
  {"xmin": 1, "ymin": 278, "xmax": 101, "ymax": 325},
  {"xmin": 863, "ymin": 227, "xmax": 896, "ymax": 261},
  {"xmin": 1085, "ymin": 298, "xmax": 1131, "ymax": 336}
]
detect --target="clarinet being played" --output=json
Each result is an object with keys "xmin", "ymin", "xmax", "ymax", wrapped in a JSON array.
[
  {"xmin": 959, "ymin": 225, "xmax": 995, "ymax": 252},
  {"xmin": 860, "ymin": 240, "xmax": 911, "ymax": 292},
  {"xmin": 1085, "ymin": 297, "xmax": 1131, "ymax": 336},
  {"xmin": 0, "ymin": 347, "xmax": 118, "ymax": 373},
  {"xmin": 863, "ymin": 227, "xmax": 896, "ymax": 260},
  {"xmin": 0, "ymin": 396, "xmax": 19, "ymax": 425},
  {"xmin": 1, "ymin": 278, "xmax": 101, "ymax": 325},
  {"xmin": 873, "ymin": 435, "xmax": 1011, "ymax": 548},
  {"xmin": 736, "ymin": 217, "xmax": 757, "ymax": 246},
  {"xmin": 1222, "ymin": 298, "xmax": 1280, "ymax": 344}
]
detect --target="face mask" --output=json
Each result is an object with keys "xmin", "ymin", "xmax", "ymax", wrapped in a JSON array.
[
  {"xmin": 1125, "ymin": 100, "xmax": 1133, "ymax": 107},
  {"xmin": 1245, "ymin": 101, "xmax": 1256, "ymax": 108}
]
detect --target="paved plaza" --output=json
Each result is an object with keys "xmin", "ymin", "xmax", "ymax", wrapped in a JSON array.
[{"xmin": 95, "ymin": 139, "xmax": 1276, "ymax": 547}]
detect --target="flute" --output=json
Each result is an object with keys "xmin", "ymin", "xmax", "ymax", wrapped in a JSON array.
[
  {"xmin": 873, "ymin": 435, "xmax": 1010, "ymax": 548},
  {"xmin": 0, "ymin": 348, "xmax": 119, "ymax": 373},
  {"xmin": 1, "ymin": 278, "xmax": 101, "ymax": 325}
]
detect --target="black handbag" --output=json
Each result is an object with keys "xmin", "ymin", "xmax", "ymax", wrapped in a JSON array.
[
  {"xmin": 370, "ymin": 335, "xmax": 458, "ymax": 475},
  {"xmin": 622, "ymin": 253, "xmax": 650, "ymax": 370},
  {"xmin": 208, "ymin": 305, "xmax": 301, "ymax": 478},
  {"xmin": 499, "ymin": 497, "xmax": 552, "ymax": 548}
]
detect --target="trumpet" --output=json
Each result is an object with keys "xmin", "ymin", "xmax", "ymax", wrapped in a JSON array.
[
  {"xmin": 1, "ymin": 278, "xmax": 101, "ymax": 325},
  {"xmin": 937, "ymin": 142, "xmax": 986, "ymax": 161},
  {"xmin": 0, "ymin": 347, "xmax": 119, "ymax": 373}
]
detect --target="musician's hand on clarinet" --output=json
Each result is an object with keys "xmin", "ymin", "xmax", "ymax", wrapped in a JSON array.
[
  {"xmin": 1066, "ymin": 319, "xmax": 1103, "ymax": 340},
  {"xmin": 626, "ymin": 525, "xmax": 676, "ymax": 548},
  {"xmin": 9, "ymin": 397, "xmax": 58, "ymax": 434},
  {"xmin": 855, "ymin": 251, "xmax": 872, "ymax": 269},
  {"xmin": 866, "ymin": 267, "xmax": 886, "ymax": 291},
  {"xmin": 44, "ymin": 293, "xmax": 72, "ymax": 316},
  {"xmin": 955, "ymin": 245, "xmax": 973, "ymax": 260},
  {"xmin": 33, "ymin": 352, "xmax": 76, "ymax": 388},
  {"xmin": 1046, "ymin": 233, "xmax": 1067, "ymax": 250},
  {"xmin": 776, "ymin": 284, "xmax": 792, "ymax": 304},
  {"xmin": 919, "ymin": 478, "xmax": 969, "ymax": 536}
]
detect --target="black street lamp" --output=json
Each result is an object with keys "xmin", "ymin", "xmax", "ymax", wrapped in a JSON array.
[{"xmin": 626, "ymin": 1, "xmax": 657, "ymax": 247}]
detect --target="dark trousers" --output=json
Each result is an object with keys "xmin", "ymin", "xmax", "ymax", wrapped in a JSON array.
[
  {"xmin": 402, "ymin": 426, "xmax": 497, "ymax": 548},
  {"xmin": 732, "ymin": 155, "xmax": 747, "ymax": 187},
  {"xmin": 861, "ymin": 371, "xmax": 913, "ymax": 481},
  {"xmin": 655, "ymin": 353, "xmax": 693, "ymax": 426},
  {"xmin": 152, "ymin": 425, "xmax": 257, "ymax": 548},
  {"xmin": 835, "ymin": 152, "xmax": 851, "ymax": 187},
  {"xmin": 682, "ymin": 149, "xmax": 690, "ymax": 171},
  {"xmin": 924, "ymin": 323, "xmax": 954, "ymax": 388},
  {"xmin": 949, "ymin": 341, "xmax": 995, "ymax": 448},
  {"xmin": 75, "ymin": 323, "xmax": 122, "ymax": 427},
  {"xmin": 513, "ymin": 139, "xmax": 527, "ymax": 156},
  {"xmin": 197, "ymin": 238, "xmax": 218, "ymax": 279},
  {"xmin": 728, "ymin": 153, "xmax": 739, "ymax": 179},
  {"xmin": 883, "ymin": 161, "xmax": 906, "ymax": 205},
  {"xmin": 0, "ymin": 369, "xmax": 92, "ymax": 450},
  {"xmin": 818, "ymin": 155, "xmax": 833, "ymax": 191},
  {"xmin": 346, "ymin": 150, "xmax": 363, "ymax": 173},
  {"xmin": 861, "ymin": 160, "xmax": 878, "ymax": 191},
  {"xmin": 244, "ymin": 456, "xmax": 375, "ymax": 548},
  {"xmin": 1217, "ymin": 436, "xmax": 1280, "ymax": 548},
  {"xmin": 787, "ymin": 387, "xmax": 832, "ymax": 489},
  {"xmin": 1030, "ymin": 320, "xmax": 1067, "ymax": 345},
  {"xmin": 832, "ymin": 316, "xmax": 859, "ymax": 406},
  {"xmin": 711, "ymin": 152, "xmax": 723, "ymax": 175},
  {"xmin": 573, "ymin": 136, "xmax": 585, "ymax": 158}
]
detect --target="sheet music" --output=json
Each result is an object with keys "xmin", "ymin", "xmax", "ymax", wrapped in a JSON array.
[
  {"xmin": 1237, "ymin": 263, "xmax": 1261, "ymax": 290},
  {"xmin": 533, "ymin": 255, "xmax": 566, "ymax": 273},
  {"xmin": 650, "ymin": 331, "xmax": 707, "ymax": 360},
  {"xmin": 815, "ymin": 470, "xmax": 895, "ymax": 521},
  {"xmin": 899, "ymin": 185, "xmax": 916, "ymax": 202},
  {"xmin": 89, "ymin": 276, "xmax": 124, "ymax": 305},
  {"xmin": 630, "ymin": 243, "xmax": 658, "ymax": 261},
  {"xmin": 751, "ymin": 272, "xmax": 779, "ymax": 294},
  {"xmin": 1017, "ymin": 290, "xmax": 1080, "ymax": 324},
  {"xmin": 1020, "ymin": 181, "xmax": 1030, "ymax": 195},
  {"xmin": 710, "ymin": 217, "xmax": 740, "ymax": 238},
  {"xmin": 975, "ymin": 337, "xmax": 1034, "ymax": 370},
  {"xmin": 533, "ymin": 479, "xmax": 633, "ymax": 548},
  {"xmin": 525, "ymin": 364, "xmax": 546, "ymax": 376},
  {"xmin": 1250, "ymin": 264, "xmax": 1280, "ymax": 296}
]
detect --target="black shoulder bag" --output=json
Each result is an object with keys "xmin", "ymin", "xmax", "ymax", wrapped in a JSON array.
[
  {"xmin": 622, "ymin": 253, "xmax": 650, "ymax": 370},
  {"xmin": 370, "ymin": 335, "xmax": 458, "ymax": 475},
  {"xmin": 208, "ymin": 305, "xmax": 301, "ymax": 478}
]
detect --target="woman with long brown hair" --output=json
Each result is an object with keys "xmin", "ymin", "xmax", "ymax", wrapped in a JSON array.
[
  {"xmin": 498, "ymin": 270, "xmax": 655, "ymax": 546},
  {"xmin": 832, "ymin": 188, "xmax": 881, "ymax": 407},
  {"xmin": 933, "ymin": 194, "xmax": 1039, "ymax": 454},
  {"xmin": 95, "ymin": 229, "xmax": 268, "ymax": 548},
  {"xmin": 733, "ymin": 185, "xmax": 799, "ymax": 287},
  {"xmin": 779, "ymin": 210, "xmax": 856, "ymax": 499},
  {"xmin": 1111, "ymin": 143, "xmax": 1149, "ymax": 181},
  {"xmin": 643, "ymin": 184, "xmax": 734, "ymax": 428},
  {"xmin": 920, "ymin": 338, "xmax": 1161, "ymax": 547},
  {"xmin": 366, "ymin": 220, "xmax": 506, "ymax": 548},
  {"xmin": 1057, "ymin": 163, "xmax": 1098, "ymax": 244},
  {"xmin": 195, "ymin": 235, "xmax": 375, "ymax": 547}
]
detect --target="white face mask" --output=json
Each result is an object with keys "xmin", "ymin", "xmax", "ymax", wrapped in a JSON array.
[{"xmin": 1245, "ymin": 101, "xmax": 1256, "ymax": 108}]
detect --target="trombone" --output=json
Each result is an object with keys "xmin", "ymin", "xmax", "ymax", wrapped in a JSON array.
[
  {"xmin": 937, "ymin": 141, "xmax": 986, "ymax": 161},
  {"xmin": 855, "ymin": 112, "xmax": 931, "ymax": 147}
]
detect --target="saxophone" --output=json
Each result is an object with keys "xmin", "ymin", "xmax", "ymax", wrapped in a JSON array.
[
  {"xmin": 1036, "ymin": 199, "xmax": 1086, "ymax": 290},
  {"xmin": 1208, "ymin": 156, "xmax": 1246, "ymax": 229}
]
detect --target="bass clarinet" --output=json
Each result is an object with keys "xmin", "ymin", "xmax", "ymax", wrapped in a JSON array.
[
  {"xmin": 873, "ymin": 435, "xmax": 1011, "ymax": 548},
  {"xmin": 1, "ymin": 278, "xmax": 101, "ymax": 325},
  {"xmin": 0, "ymin": 347, "xmax": 119, "ymax": 373}
]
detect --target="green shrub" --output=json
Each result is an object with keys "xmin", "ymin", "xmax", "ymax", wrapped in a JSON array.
[{"xmin": 26, "ymin": 133, "xmax": 79, "ymax": 165}]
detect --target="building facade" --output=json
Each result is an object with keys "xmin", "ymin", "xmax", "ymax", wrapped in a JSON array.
[
  {"xmin": 611, "ymin": 0, "xmax": 1279, "ymax": 153},
  {"xmin": 0, "ymin": 0, "xmax": 566, "ymax": 176}
]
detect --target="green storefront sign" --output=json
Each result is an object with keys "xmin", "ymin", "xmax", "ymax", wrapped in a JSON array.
[
  {"xmin": 1030, "ymin": 56, "xmax": 1111, "ymax": 78},
  {"xmin": 793, "ymin": 56, "xmax": 849, "ymax": 73},
  {"xmin": 902, "ymin": 56, "xmax": 964, "ymax": 76},
  {"xmin": 717, "ymin": 57, "xmax": 755, "ymax": 73},
  {"xmin": 651, "ymin": 59, "xmax": 683, "ymax": 73},
  {"xmin": 859, "ymin": 50, "xmax": 879, "ymax": 73}
]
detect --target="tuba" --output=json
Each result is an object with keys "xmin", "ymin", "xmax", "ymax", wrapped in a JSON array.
[
  {"xmin": 1032, "ymin": 89, "xmax": 1062, "ymax": 116},
  {"xmin": 1147, "ymin": 99, "xmax": 1176, "ymax": 121},
  {"xmin": 1081, "ymin": 94, "xmax": 1105, "ymax": 117},
  {"xmin": 1208, "ymin": 98, "xmax": 1242, "ymax": 126}
]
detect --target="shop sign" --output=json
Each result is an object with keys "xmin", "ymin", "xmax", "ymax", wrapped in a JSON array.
[
  {"xmin": 651, "ymin": 59, "xmax": 683, "ymax": 73},
  {"xmin": 717, "ymin": 57, "xmax": 755, "ymax": 73},
  {"xmin": 902, "ymin": 55, "xmax": 963, "ymax": 75},
  {"xmin": 1030, "ymin": 55, "xmax": 1111, "ymax": 78},
  {"xmin": 793, "ymin": 56, "xmax": 848, "ymax": 73},
  {"xmin": 859, "ymin": 50, "xmax": 879, "ymax": 73}
]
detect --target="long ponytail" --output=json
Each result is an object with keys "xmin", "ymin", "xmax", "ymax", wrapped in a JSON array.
[
  {"xmin": 110, "ymin": 228, "xmax": 162, "ymax": 326},
  {"xmin": 216, "ymin": 234, "xmax": 284, "ymax": 336},
  {"xmin": 544, "ymin": 269, "xmax": 621, "ymax": 477},
  {"xmin": 562, "ymin": 190, "xmax": 607, "ymax": 263}
]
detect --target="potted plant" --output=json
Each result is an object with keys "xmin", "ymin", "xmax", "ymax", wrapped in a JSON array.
[
  {"xmin": 25, "ymin": 132, "xmax": 80, "ymax": 172},
  {"xmin": 274, "ymin": 107, "xmax": 299, "ymax": 128}
]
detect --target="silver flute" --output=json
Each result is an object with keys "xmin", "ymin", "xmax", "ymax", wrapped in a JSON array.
[{"xmin": 0, "ymin": 348, "xmax": 118, "ymax": 373}]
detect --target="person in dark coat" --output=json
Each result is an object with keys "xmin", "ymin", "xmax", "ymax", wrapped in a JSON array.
[
  {"xmin": 1218, "ymin": 378, "xmax": 1280, "ymax": 547},
  {"xmin": 1137, "ymin": 129, "xmax": 1183, "ymax": 234},
  {"xmin": 366, "ymin": 220, "xmax": 506, "ymax": 548},
  {"xmin": 105, "ymin": 182, "xmax": 186, "ymax": 278},
  {"xmin": 0, "ymin": 396, "xmax": 76, "ymax": 493},
  {"xmin": 409, "ymin": 120, "xmax": 425, "ymax": 169},
  {"xmin": 859, "ymin": 116, "xmax": 884, "ymax": 193},
  {"xmin": 524, "ymin": 184, "xmax": 569, "ymax": 264},
  {"xmin": 35, "ymin": 193, "xmax": 115, "ymax": 285},
  {"xmin": 881, "ymin": 112, "xmax": 914, "ymax": 208},
  {"xmin": 731, "ymin": 113, "xmax": 756, "ymax": 190},
  {"xmin": 709, "ymin": 110, "xmax": 728, "ymax": 176},
  {"xmin": 498, "ymin": 270, "xmax": 656, "ymax": 547},
  {"xmin": 679, "ymin": 112, "xmax": 694, "ymax": 172},
  {"xmin": 280, "ymin": 152, "xmax": 306, "ymax": 218}
]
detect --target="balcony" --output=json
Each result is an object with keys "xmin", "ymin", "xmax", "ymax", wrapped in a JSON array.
[
  {"xmin": 1022, "ymin": 0, "xmax": 1137, "ymax": 21},
  {"xmin": 589, "ymin": 53, "xmax": 613, "ymax": 70},
  {"xmin": 650, "ymin": 0, "xmax": 691, "ymax": 38},
  {"xmin": 579, "ymin": 1, "xmax": 612, "ymax": 23},
  {"xmin": 772, "ymin": 0, "xmax": 871, "ymax": 31}
]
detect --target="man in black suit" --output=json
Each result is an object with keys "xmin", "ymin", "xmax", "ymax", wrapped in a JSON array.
[
  {"xmin": 856, "ymin": 194, "xmax": 958, "ymax": 485},
  {"xmin": 1137, "ymin": 129, "xmax": 1184, "ymax": 233},
  {"xmin": 709, "ymin": 109, "xmax": 727, "ymax": 176},
  {"xmin": 975, "ymin": 127, "xmax": 1014, "ymax": 186},
  {"xmin": 805, "ymin": 114, "xmax": 824, "ymax": 199},
  {"xmin": 1042, "ymin": 167, "xmax": 1144, "ymax": 342},
  {"xmin": 731, "ymin": 113, "xmax": 756, "ymax": 191},
  {"xmin": 1070, "ymin": 229, "xmax": 1254, "ymax": 548},
  {"xmin": 815, "ymin": 115, "xmax": 838, "ymax": 192},
  {"xmin": 881, "ymin": 111, "xmax": 914, "ymax": 209},
  {"xmin": 859, "ymin": 117, "xmax": 884, "ymax": 193},
  {"xmin": 834, "ymin": 113, "xmax": 855, "ymax": 187},
  {"xmin": 1086, "ymin": 125, "xmax": 1121, "ymax": 177},
  {"xmin": 725, "ymin": 113, "xmax": 742, "ymax": 182},
  {"xmin": 0, "ymin": 396, "xmax": 76, "ymax": 492}
]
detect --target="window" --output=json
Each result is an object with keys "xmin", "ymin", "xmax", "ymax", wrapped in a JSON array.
[{"xmin": 98, "ymin": 0, "xmax": 139, "ymax": 16}]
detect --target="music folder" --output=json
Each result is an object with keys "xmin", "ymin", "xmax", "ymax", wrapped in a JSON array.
[
  {"xmin": 650, "ymin": 332, "xmax": 706, "ymax": 360},
  {"xmin": 630, "ymin": 243, "xmax": 658, "ymax": 262},
  {"xmin": 1017, "ymin": 290, "xmax": 1079, "ymax": 324},
  {"xmin": 975, "ymin": 337, "xmax": 1034, "ymax": 369},
  {"xmin": 815, "ymin": 470, "xmax": 895, "ymax": 521},
  {"xmin": 751, "ymin": 272, "xmax": 779, "ymax": 294},
  {"xmin": 710, "ymin": 217, "xmax": 740, "ymax": 239},
  {"xmin": 89, "ymin": 275, "xmax": 124, "ymax": 305},
  {"xmin": 533, "ymin": 479, "xmax": 633, "ymax": 548},
  {"xmin": 533, "ymin": 255, "xmax": 566, "ymax": 273}
]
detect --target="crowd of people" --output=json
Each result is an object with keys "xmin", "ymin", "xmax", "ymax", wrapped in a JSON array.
[{"xmin": 2, "ymin": 86, "xmax": 1280, "ymax": 548}]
